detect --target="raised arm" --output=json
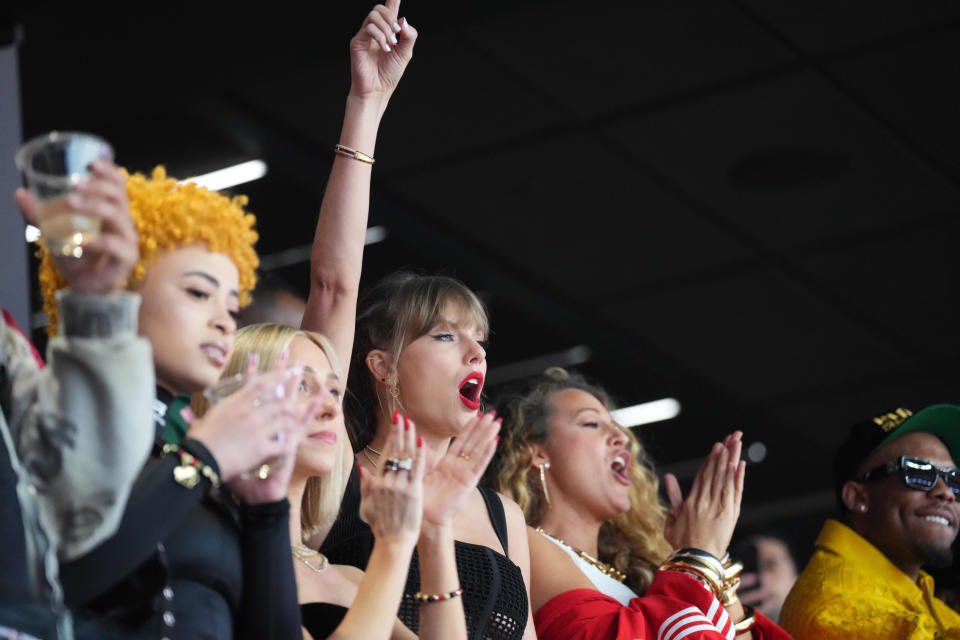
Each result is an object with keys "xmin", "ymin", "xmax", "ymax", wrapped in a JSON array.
[
  {"xmin": 301, "ymin": 0, "xmax": 417, "ymax": 383},
  {"xmin": 7, "ymin": 162, "xmax": 153, "ymax": 571}
]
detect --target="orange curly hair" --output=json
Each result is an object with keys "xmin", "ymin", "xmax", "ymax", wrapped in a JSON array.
[{"xmin": 38, "ymin": 166, "xmax": 259, "ymax": 334}]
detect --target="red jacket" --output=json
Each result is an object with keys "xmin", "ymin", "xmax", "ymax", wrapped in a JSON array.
[{"xmin": 535, "ymin": 570, "xmax": 793, "ymax": 640}]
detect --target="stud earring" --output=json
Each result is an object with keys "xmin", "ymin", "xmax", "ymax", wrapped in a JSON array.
[
  {"xmin": 859, "ymin": 504, "xmax": 867, "ymax": 513},
  {"xmin": 539, "ymin": 462, "xmax": 551, "ymax": 506}
]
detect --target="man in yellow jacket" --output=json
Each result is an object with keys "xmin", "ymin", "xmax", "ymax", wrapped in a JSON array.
[{"xmin": 781, "ymin": 405, "xmax": 960, "ymax": 639}]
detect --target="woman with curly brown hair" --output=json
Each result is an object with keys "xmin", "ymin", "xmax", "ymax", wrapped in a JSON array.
[
  {"xmin": 493, "ymin": 368, "xmax": 793, "ymax": 640},
  {"xmin": 35, "ymin": 166, "xmax": 318, "ymax": 638}
]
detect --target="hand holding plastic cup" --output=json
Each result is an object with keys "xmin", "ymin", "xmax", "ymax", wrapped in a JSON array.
[
  {"xmin": 15, "ymin": 131, "xmax": 114, "ymax": 258},
  {"xmin": 202, "ymin": 366, "xmax": 336, "ymax": 480}
]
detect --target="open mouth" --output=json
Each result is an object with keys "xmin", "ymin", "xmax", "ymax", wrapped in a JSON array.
[
  {"xmin": 611, "ymin": 450, "xmax": 632, "ymax": 486},
  {"xmin": 458, "ymin": 372, "xmax": 484, "ymax": 410},
  {"xmin": 201, "ymin": 342, "xmax": 228, "ymax": 367}
]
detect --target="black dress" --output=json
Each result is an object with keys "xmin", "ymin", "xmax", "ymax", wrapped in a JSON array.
[
  {"xmin": 59, "ymin": 387, "xmax": 302, "ymax": 639},
  {"xmin": 300, "ymin": 602, "xmax": 347, "ymax": 639},
  {"xmin": 321, "ymin": 466, "xmax": 528, "ymax": 640}
]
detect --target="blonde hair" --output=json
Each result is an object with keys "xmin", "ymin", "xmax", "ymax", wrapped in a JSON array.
[
  {"xmin": 196, "ymin": 322, "xmax": 347, "ymax": 541},
  {"xmin": 346, "ymin": 272, "xmax": 489, "ymax": 449},
  {"xmin": 492, "ymin": 367, "xmax": 672, "ymax": 594},
  {"xmin": 38, "ymin": 166, "xmax": 259, "ymax": 335}
]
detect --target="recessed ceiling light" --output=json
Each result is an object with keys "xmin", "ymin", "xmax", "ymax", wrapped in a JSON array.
[
  {"xmin": 611, "ymin": 398, "xmax": 681, "ymax": 427},
  {"xmin": 181, "ymin": 159, "xmax": 267, "ymax": 191}
]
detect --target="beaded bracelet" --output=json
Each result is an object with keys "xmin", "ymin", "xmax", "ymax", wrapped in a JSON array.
[
  {"xmin": 413, "ymin": 587, "xmax": 464, "ymax": 603},
  {"xmin": 162, "ymin": 443, "xmax": 220, "ymax": 490}
]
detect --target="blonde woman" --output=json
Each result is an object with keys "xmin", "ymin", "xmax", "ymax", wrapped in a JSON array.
[
  {"xmin": 223, "ymin": 323, "xmax": 481, "ymax": 640},
  {"xmin": 494, "ymin": 368, "xmax": 791, "ymax": 640}
]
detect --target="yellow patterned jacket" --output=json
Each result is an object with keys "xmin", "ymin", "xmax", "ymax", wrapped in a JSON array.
[{"xmin": 780, "ymin": 519, "xmax": 960, "ymax": 639}]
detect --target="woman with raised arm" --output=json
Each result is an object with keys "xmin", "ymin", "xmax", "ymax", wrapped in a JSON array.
[
  {"xmin": 494, "ymin": 368, "xmax": 793, "ymax": 640},
  {"xmin": 35, "ymin": 167, "xmax": 317, "ymax": 638},
  {"xmin": 222, "ymin": 322, "xmax": 488, "ymax": 640},
  {"xmin": 301, "ymin": 4, "xmax": 535, "ymax": 639}
]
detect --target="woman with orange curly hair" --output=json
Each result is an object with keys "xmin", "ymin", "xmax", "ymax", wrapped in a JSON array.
[
  {"xmin": 493, "ymin": 368, "xmax": 792, "ymax": 640},
  {"xmin": 36, "ymin": 166, "xmax": 320, "ymax": 639}
]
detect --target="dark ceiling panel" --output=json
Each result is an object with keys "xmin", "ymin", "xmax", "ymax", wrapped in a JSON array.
[
  {"xmin": 737, "ymin": 0, "xmax": 960, "ymax": 56},
  {"xmin": 463, "ymin": 0, "xmax": 795, "ymax": 119},
  {"xmin": 829, "ymin": 26, "xmax": 960, "ymax": 180},
  {"xmin": 382, "ymin": 129, "xmax": 755, "ymax": 301},
  {"xmin": 604, "ymin": 69, "xmax": 960, "ymax": 252},
  {"xmin": 798, "ymin": 217, "xmax": 960, "ymax": 361},
  {"xmin": 602, "ymin": 267, "xmax": 914, "ymax": 401}
]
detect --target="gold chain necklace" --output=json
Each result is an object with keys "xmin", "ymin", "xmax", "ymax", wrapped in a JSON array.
[
  {"xmin": 535, "ymin": 527, "xmax": 626, "ymax": 583},
  {"xmin": 292, "ymin": 545, "xmax": 329, "ymax": 573}
]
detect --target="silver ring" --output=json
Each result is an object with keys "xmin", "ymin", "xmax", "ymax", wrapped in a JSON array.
[
  {"xmin": 256, "ymin": 463, "xmax": 272, "ymax": 480},
  {"xmin": 396, "ymin": 458, "xmax": 413, "ymax": 471},
  {"xmin": 384, "ymin": 458, "xmax": 401, "ymax": 472}
]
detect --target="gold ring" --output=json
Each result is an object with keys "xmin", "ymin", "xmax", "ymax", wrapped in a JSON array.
[
  {"xmin": 458, "ymin": 453, "xmax": 470, "ymax": 461},
  {"xmin": 256, "ymin": 463, "xmax": 271, "ymax": 480}
]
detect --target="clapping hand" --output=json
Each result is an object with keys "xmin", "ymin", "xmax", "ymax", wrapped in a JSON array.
[
  {"xmin": 421, "ymin": 412, "xmax": 501, "ymax": 529},
  {"xmin": 190, "ymin": 352, "xmax": 324, "ymax": 503},
  {"xmin": 663, "ymin": 431, "xmax": 745, "ymax": 558},
  {"xmin": 360, "ymin": 412, "xmax": 426, "ymax": 547}
]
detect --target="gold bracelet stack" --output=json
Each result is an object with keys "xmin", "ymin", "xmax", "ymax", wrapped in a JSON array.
[
  {"xmin": 334, "ymin": 143, "xmax": 375, "ymax": 164},
  {"xmin": 413, "ymin": 587, "xmax": 464, "ymax": 603},
  {"xmin": 721, "ymin": 556, "xmax": 744, "ymax": 606},
  {"xmin": 659, "ymin": 548, "xmax": 725, "ymax": 599},
  {"xmin": 161, "ymin": 443, "xmax": 220, "ymax": 491}
]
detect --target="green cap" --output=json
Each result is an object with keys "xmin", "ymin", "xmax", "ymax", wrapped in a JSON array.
[{"xmin": 876, "ymin": 404, "xmax": 960, "ymax": 462}]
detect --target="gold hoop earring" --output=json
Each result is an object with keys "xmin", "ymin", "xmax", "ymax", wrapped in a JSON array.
[{"xmin": 539, "ymin": 462, "xmax": 551, "ymax": 506}]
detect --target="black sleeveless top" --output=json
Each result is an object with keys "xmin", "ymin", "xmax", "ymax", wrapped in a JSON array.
[
  {"xmin": 321, "ymin": 466, "xmax": 528, "ymax": 640},
  {"xmin": 301, "ymin": 602, "xmax": 347, "ymax": 639}
]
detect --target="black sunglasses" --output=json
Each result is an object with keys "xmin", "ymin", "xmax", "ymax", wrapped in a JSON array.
[{"xmin": 858, "ymin": 456, "xmax": 960, "ymax": 496}]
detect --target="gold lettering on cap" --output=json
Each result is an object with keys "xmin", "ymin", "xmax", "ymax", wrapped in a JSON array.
[{"xmin": 873, "ymin": 408, "xmax": 913, "ymax": 432}]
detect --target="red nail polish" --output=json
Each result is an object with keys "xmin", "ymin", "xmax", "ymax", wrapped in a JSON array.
[
  {"xmin": 417, "ymin": 434, "xmax": 423, "ymax": 448},
  {"xmin": 404, "ymin": 415, "xmax": 410, "ymax": 431},
  {"xmin": 490, "ymin": 410, "xmax": 497, "ymax": 419},
  {"xmin": 356, "ymin": 460, "xmax": 363, "ymax": 477},
  {"xmin": 495, "ymin": 436, "xmax": 500, "ymax": 443},
  {"xmin": 392, "ymin": 409, "xmax": 399, "ymax": 425}
]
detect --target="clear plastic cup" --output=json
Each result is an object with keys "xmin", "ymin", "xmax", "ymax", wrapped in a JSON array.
[{"xmin": 15, "ymin": 131, "xmax": 114, "ymax": 258}]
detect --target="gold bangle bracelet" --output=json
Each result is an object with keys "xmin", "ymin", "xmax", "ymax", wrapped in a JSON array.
[
  {"xmin": 660, "ymin": 562, "xmax": 723, "ymax": 598},
  {"xmin": 733, "ymin": 605, "xmax": 757, "ymax": 633},
  {"xmin": 670, "ymin": 548, "xmax": 726, "ymax": 577},
  {"xmin": 334, "ymin": 143, "xmax": 375, "ymax": 164},
  {"xmin": 666, "ymin": 556, "xmax": 725, "ymax": 590}
]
